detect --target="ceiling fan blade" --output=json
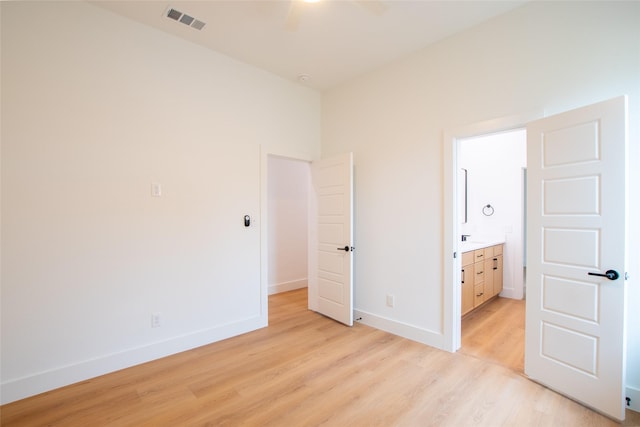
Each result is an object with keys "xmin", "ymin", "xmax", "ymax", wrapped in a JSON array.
[
  {"xmin": 353, "ymin": 0, "xmax": 388, "ymax": 16},
  {"xmin": 285, "ymin": 0, "xmax": 303, "ymax": 31}
]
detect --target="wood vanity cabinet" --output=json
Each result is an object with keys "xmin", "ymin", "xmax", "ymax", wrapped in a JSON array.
[{"xmin": 461, "ymin": 244, "xmax": 503, "ymax": 317}]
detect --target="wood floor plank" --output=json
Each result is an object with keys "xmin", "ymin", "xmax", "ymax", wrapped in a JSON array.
[
  {"xmin": 2, "ymin": 288, "xmax": 637, "ymax": 426},
  {"xmin": 461, "ymin": 296, "xmax": 526, "ymax": 372}
]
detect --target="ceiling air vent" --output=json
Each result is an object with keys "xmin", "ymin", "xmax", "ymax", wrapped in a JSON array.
[
  {"xmin": 191, "ymin": 19, "xmax": 206, "ymax": 31},
  {"xmin": 166, "ymin": 7, "xmax": 206, "ymax": 31}
]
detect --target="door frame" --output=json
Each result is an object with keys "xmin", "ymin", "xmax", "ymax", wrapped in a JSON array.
[
  {"xmin": 261, "ymin": 150, "xmax": 354, "ymax": 324},
  {"xmin": 442, "ymin": 111, "xmax": 542, "ymax": 351},
  {"xmin": 261, "ymin": 149, "xmax": 315, "ymax": 323}
]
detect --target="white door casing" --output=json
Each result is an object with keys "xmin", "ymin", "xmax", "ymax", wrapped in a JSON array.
[
  {"xmin": 308, "ymin": 153, "xmax": 354, "ymax": 326},
  {"xmin": 525, "ymin": 96, "xmax": 628, "ymax": 420},
  {"xmin": 443, "ymin": 111, "xmax": 540, "ymax": 352}
]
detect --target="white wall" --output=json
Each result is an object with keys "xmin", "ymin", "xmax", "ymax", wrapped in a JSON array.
[
  {"xmin": 322, "ymin": 1, "xmax": 640, "ymax": 407},
  {"xmin": 460, "ymin": 129, "xmax": 527, "ymax": 299},
  {"xmin": 267, "ymin": 156, "xmax": 309, "ymax": 294},
  {"xmin": 0, "ymin": 1, "xmax": 320, "ymax": 403}
]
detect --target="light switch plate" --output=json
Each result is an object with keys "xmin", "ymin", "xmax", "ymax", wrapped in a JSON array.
[{"xmin": 151, "ymin": 183, "xmax": 162, "ymax": 197}]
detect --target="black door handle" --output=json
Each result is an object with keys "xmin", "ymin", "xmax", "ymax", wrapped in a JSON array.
[
  {"xmin": 588, "ymin": 270, "xmax": 619, "ymax": 280},
  {"xmin": 337, "ymin": 246, "xmax": 350, "ymax": 251}
]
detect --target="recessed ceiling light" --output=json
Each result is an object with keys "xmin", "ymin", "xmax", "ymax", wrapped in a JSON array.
[{"xmin": 298, "ymin": 74, "xmax": 311, "ymax": 83}]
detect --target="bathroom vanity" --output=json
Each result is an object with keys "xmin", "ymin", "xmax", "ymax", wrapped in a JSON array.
[{"xmin": 461, "ymin": 242, "xmax": 504, "ymax": 316}]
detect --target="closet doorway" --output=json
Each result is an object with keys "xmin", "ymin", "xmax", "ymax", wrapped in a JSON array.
[{"xmin": 267, "ymin": 155, "xmax": 311, "ymax": 296}]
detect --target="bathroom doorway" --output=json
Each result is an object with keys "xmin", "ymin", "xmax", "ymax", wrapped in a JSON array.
[
  {"xmin": 458, "ymin": 129, "xmax": 527, "ymax": 300},
  {"xmin": 456, "ymin": 128, "xmax": 527, "ymax": 372}
]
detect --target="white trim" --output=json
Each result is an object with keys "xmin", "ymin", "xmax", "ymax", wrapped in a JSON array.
[
  {"xmin": 442, "ymin": 111, "xmax": 543, "ymax": 352},
  {"xmin": 268, "ymin": 278, "xmax": 308, "ymax": 295},
  {"xmin": 1, "ymin": 315, "xmax": 265, "ymax": 405},
  {"xmin": 498, "ymin": 287, "xmax": 519, "ymax": 299},
  {"xmin": 354, "ymin": 309, "xmax": 444, "ymax": 349},
  {"xmin": 259, "ymin": 146, "xmax": 270, "ymax": 330},
  {"xmin": 626, "ymin": 385, "xmax": 640, "ymax": 412},
  {"xmin": 308, "ymin": 161, "xmax": 319, "ymax": 312}
]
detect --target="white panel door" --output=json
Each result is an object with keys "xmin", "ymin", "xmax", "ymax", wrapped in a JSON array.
[
  {"xmin": 309, "ymin": 153, "xmax": 354, "ymax": 326},
  {"xmin": 525, "ymin": 97, "xmax": 627, "ymax": 420}
]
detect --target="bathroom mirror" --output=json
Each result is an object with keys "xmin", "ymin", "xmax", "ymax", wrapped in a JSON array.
[{"xmin": 459, "ymin": 168, "xmax": 467, "ymax": 224}]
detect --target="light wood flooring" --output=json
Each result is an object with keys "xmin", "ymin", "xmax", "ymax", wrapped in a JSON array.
[
  {"xmin": 461, "ymin": 296, "xmax": 526, "ymax": 373},
  {"xmin": 2, "ymin": 289, "xmax": 638, "ymax": 426}
]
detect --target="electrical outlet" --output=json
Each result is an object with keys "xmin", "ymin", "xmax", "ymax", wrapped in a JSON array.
[
  {"xmin": 386, "ymin": 294, "xmax": 394, "ymax": 308},
  {"xmin": 151, "ymin": 313, "xmax": 161, "ymax": 328}
]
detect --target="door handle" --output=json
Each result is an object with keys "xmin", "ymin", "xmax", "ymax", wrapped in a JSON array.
[
  {"xmin": 588, "ymin": 270, "xmax": 620, "ymax": 280},
  {"xmin": 337, "ymin": 246, "xmax": 350, "ymax": 251}
]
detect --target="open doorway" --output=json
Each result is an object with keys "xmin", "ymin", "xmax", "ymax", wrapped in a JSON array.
[
  {"xmin": 456, "ymin": 129, "xmax": 526, "ymax": 372},
  {"xmin": 266, "ymin": 155, "xmax": 311, "ymax": 296},
  {"xmin": 265, "ymin": 152, "xmax": 355, "ymax": 327},
  {"xmin": 443, "ymin": 99, "xmax": 630, "ymax": 420},
  {"xmin": 443, "ymin": 124, "xmax": 528, "ymax": 371},
  {"xmin": 458, "ymin": 129, "xmax": 527, "ymax": 299}
]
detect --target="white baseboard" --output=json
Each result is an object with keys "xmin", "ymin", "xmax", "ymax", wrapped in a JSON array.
[
  {"xmin": 627, "ymin": 385, "xmax": 640, "ymax": 413},
  {"xmin": 498, "ymin": 287, "xmax": 522, "ymax": 299},
  {"xmin": 1, "ymin": 315, "xmax": 266, "ymax": 405},
  {"xmin": 354, "ymin": 309, "xmax": 445, "ymax": 350},
  {"xmin": 269, "ymin": 278, "xmax": 307, "ymax": 295}
]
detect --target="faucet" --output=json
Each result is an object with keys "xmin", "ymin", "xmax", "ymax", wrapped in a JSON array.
[{"xmin": 462, "ymin": 235, "xmax": 471, "ymax": 242}]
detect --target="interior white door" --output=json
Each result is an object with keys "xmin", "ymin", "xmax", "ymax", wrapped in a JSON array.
[
  {"xmin": 525, "ymin": 96, "xmax": 627, "ymax": 420},
  {"xmin": 308, "ymin": 153, "xmax": 354, "ymax": 326}
]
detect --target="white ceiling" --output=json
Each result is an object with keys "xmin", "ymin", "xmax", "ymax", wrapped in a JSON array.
[{"xmin": 92, "ymin": 0, "xmax": 527, "ymax": 91}]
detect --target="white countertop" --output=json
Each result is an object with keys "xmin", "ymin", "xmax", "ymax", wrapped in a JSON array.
[{"xmin": 460, "ymin": 240, "xmax": 505, "ymax": 252}]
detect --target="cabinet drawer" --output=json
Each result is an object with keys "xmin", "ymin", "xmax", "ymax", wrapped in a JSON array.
[
  {"xmin": 474, "ymin": 262, "xmax": 484, "ymax": 282},
  {"xmin": 474, "ymin": 249, "xmax": 486, "ymax": 261},
  {"xmin": 462, "ymin": 251, "xmax": 475, "ymax": 267},
  {"xmin": 493, "ymin": 244, "xmax": 503, "ymax": 256}
]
